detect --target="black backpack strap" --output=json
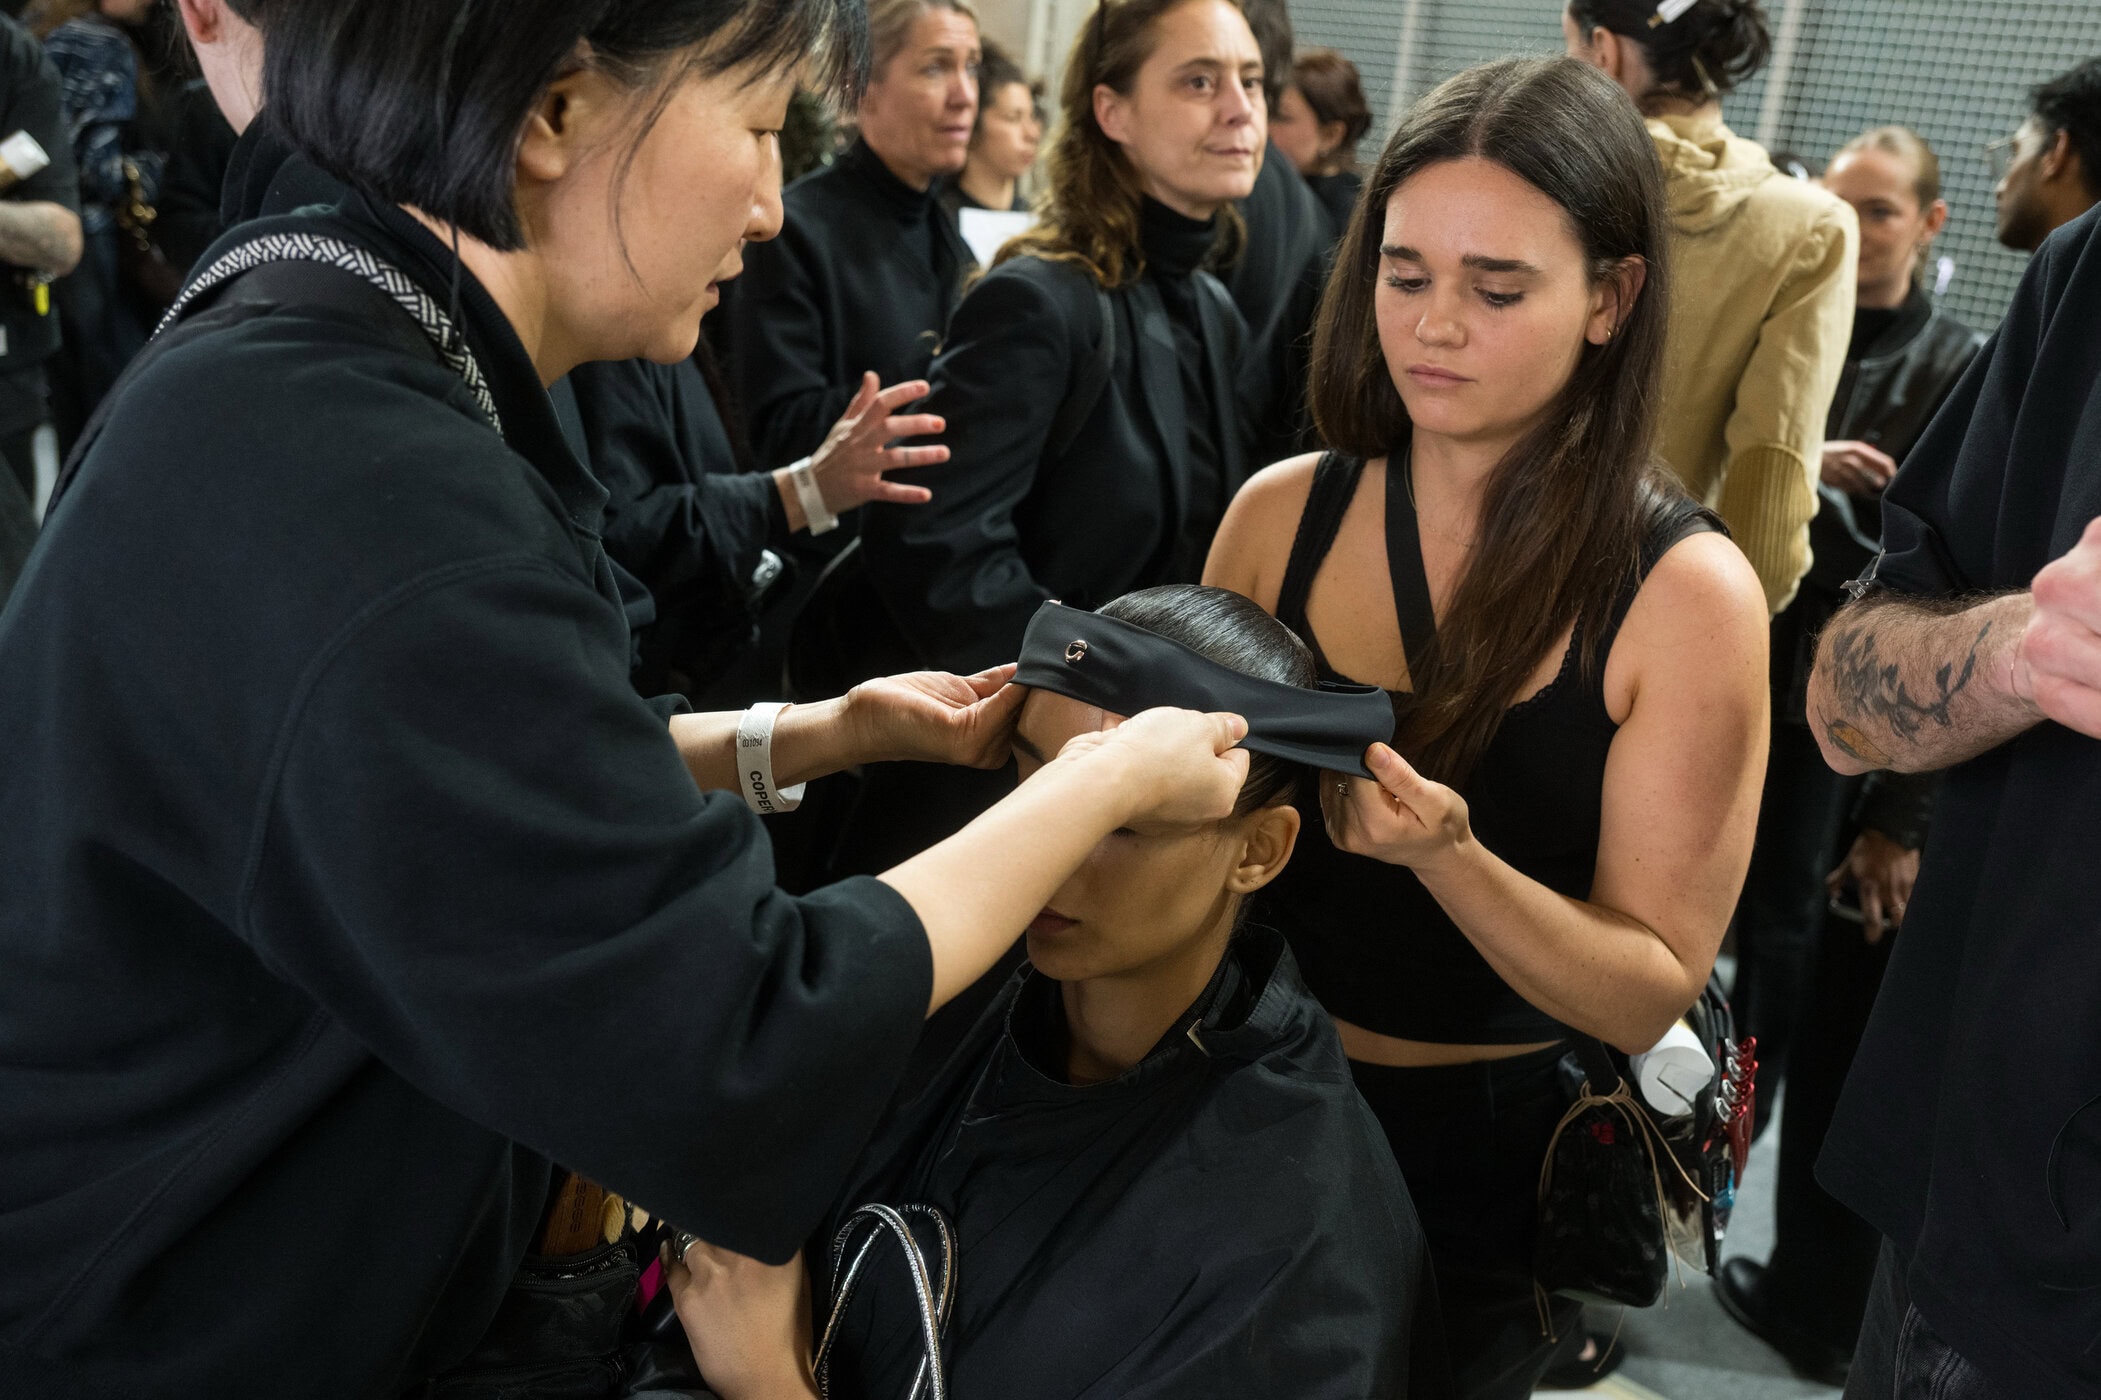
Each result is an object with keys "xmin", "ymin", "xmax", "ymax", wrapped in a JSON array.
[
  {"xmin": 1045, "ymin": 281, "xmax": 1115, "ymax": 461},
  {"xmin": 46, "ymin": 257, "xmax": 438, "ymax": 517}
]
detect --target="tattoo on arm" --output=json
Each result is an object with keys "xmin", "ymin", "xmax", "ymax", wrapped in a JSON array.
[{"xmin": 1819, "ymin": 618, "xmax": 1991, "ymax": 758}]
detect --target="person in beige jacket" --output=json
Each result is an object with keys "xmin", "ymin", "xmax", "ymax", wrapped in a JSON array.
[{"xmin": 1567, "ymin": 0, "xmax": 1856, "ymax": 615}]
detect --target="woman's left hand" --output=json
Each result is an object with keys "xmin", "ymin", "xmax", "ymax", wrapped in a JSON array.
[
  {"xmin": 845, "ymin": 664, "xmax": 1024, "ymax": 769},
  {"xmin": 662, "ymin": 1238, "xmax": 818, "ymax": 1400},
  {"xmin": 1321, "ymin": 742, "xmax": 1474, "ymax": 876}
]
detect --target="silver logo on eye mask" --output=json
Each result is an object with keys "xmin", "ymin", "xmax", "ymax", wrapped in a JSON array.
[{"xmin": 1065, "ymin": 640, "xmax": 1088, "ymax": 663}]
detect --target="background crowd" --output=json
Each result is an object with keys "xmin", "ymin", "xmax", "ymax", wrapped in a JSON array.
[{"xmin": 0, "ymin": 1, "xmax": 2098, "ymax": 1399}]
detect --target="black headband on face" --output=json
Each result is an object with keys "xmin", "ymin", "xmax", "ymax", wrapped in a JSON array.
[{"xmin": 1015, "ymin": 601, "xmax": 1395, "ymax": 778}]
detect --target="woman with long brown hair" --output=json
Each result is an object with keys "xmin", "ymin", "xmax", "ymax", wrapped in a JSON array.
[
  {"xmin": 1206, "ymin": 56, "xmax": 1768, "ymax": 1398},
  {"xmin": 836, "ymin": 0, "xmax": 1266, "ymax": 876}
]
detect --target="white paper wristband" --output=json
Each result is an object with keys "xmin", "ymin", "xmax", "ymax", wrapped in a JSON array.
[
  {"xmin": 786, "ymin": 456, "xmax": 837, "ymax": 536},
  {"xmin": 736, "ymin": 702, "xmax": 807, "ymax": 815}
]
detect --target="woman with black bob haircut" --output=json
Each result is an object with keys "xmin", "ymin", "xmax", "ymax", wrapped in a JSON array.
[
  {"xmin": 666, "ymin": 584, "xmax": 1439, "ymax": 1399},
  {"xmin": 0, "ymin": 2, "xmax": 1252, "ymax": 1395},
  {"xmin": 1207, "ymin": 56, "xmax": 1769, "ymax": 1396}
]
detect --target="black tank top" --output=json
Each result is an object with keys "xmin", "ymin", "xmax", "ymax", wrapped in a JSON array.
[{"xmin": 1251, "ymin": 453, "xmax": 1721, "ymax": 1043}]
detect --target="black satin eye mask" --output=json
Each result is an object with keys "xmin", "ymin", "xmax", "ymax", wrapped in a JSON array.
[{"xmin": 1015, "ymin": 601, "xmax": 1395, "ymax": 778}]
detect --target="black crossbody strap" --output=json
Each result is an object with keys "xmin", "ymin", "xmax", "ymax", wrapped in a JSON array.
[{"xmin": 1382, "ymin": 449, "xmax": 1439, "ymax": 679}]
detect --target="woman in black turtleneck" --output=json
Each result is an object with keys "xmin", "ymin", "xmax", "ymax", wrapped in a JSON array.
[
  {"xmin": 726, "ymin": 0, "xmax": 978, "ymax": 468},
  {"xmin": 840, "ymin": 0, "xmax": 1264, "ymax": 876}
]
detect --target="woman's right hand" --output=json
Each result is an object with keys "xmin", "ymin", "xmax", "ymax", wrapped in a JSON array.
[
  {"xmin": 662, "ymin": 1237, "xmax": 818, "ymax": 1400},
  {"xmin": 798, "ymin": 371, "xmax": 950, "ymax": 521},
  {"xmin": 1057, "ymin": 707, "xmax": 1250, "ymax": 827}
]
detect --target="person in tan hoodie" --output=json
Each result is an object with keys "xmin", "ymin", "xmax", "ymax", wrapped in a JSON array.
[{"xmin": 1566, "ymin": 0, "xmax": 1856, "ymax": 614}]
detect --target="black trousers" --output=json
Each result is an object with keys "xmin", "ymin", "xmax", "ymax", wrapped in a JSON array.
[
  {"xmin": 1352, "ymin": 1046, "xmax": 1576, "ymax": 1400},
  {"xmin": 1761, "ymin": 886, "xmax": 1894, "ymax": 1353},
  {"xmin": 1846, "ymin": 1242, "xmax": 2017, "ymax": 1400},
  {"xmin": 1733, "ymin": 715, "xmax": 1858, "ymax": 1136}
]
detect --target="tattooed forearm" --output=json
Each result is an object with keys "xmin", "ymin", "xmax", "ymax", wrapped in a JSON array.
[
  {"xmin": 1821, "ymin": 619, "xmax": 1990, "ymax": 744},
  {"xmin": 1808, "ymin": 592, "xmax": 2040, "ymax": 775}
]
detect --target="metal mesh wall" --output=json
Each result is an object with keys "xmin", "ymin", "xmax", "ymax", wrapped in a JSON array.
[{"xmin": 1282, "ymin": 0, "xmax": 2101, "ymax": 329}]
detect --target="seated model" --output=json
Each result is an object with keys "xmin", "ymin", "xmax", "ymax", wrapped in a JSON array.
[{"xmin": 672, "ymin": 584, "xmax": 1439, "ymax": 1397}]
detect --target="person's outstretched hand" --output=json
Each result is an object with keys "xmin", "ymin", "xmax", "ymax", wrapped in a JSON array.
[
  {"xmin": 1055, "ymin": 706, "xmax": 1250, "ymax": 827},
  {"xmin": 1321, "ymin": 742, "xmax": 1473, "ymax": 875},
  {"xmin": 805, "ymin": 371, "xmax": 948, "ymax": 517},
  {"xmin": 2012, "ymin": 516, "xmax": 2101, "ymax": 739},
  {"xmin": 663, "ymin": 1237, "xmax": 817, "ymax": 1400},
  {"xmin": 846, "ymin": 664, "xmax": 1024, "ymax": 769}
]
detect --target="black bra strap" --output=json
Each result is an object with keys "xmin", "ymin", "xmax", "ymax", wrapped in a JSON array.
[
  {"xmin": 1274, "ymin": 453, "xmax": 1365, "ymax": 660},
  {"xmin": 1383, "ymin": 450, "xmax": 1438, "ymax": 679}
]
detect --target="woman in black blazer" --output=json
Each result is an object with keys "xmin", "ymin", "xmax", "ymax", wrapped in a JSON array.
[
  {"xmin": 863, "ymin": 0, "xmax": 1265, "ymax": 675},
  {"xmin": 835, "ymin": 0, "xmax": 1267, "ymax": 876}
]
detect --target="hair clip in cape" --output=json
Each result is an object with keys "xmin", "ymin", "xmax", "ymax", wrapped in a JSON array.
[{"xmin": 1015, "ymin": 601, "xmax": 1396, "ymax": 778}]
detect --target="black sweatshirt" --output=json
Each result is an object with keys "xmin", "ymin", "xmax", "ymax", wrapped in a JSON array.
[
  {"xmin": 0, "ymin": 192, "xmax": 931, "ymax": 1397},
  {"xmin": 1817, "ymin": 202, "xmax": 2101, "ymax": 1396}
]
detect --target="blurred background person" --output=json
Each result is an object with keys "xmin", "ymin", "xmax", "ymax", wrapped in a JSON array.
[
  {"xmin": 1566, "ymin": 0, "xmax": 1856, "ymax": 617},
  {"xmin": 837, "ymin": 0, "xmax": 1264, "ymax": 881},
  {"xmin": 0, "ymin": 3, "xmax": 77, "ymax": 605},
  {"xmin": 725, "ymin": 0, "xmax": 979, "ymax": 471},
  {"xmin": 1990, "ymin": 54, "xmax": 2100, "ymax": 252},
  {"xmin": 940, "ymin": 38, "xmax": 1038, "ymax": 216},
  {"xmin": 27, "ymin": 0, "xmax": 167, "ymax": 450},
  {"xmin": 1223, "ymin": 0, "xmax": 1329, "ymax": 460},
  {"xmin": 1712, "ymin": 123, "xmax": 1983, "ymax": 1389},
  {"xmin": 1271, "ymin": 46, "xmax": 1370, "ymax": 242}
]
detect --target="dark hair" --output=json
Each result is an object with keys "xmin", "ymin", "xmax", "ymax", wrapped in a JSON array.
[
  {"xmin": 1308, "ymin": 56, "xmax": 1676, "ymax": 787},
  {"xmin": 263, "ymin": 0, "xmax": 870, "ymax": 253},
  {"xmin": 974, "ymin": 38, "xmax": 1027, "ymax": 138},
  {"xmin": 1000, "ymin": 0, "xmax": 1248, "ymax": 288},
  {"xmin": 1096, "ymin": 584, "xmax": 1315, "ymax": 815},
  {"xmin": 1564, "ymin": 0, "xmax": 1770, "ymax": 103},
  {"xmin": 223, "ymin": 0, "xmax": 280, "ymax": 25},
  {"xmin": 1237, "ymin": 0, "xmax": 1290, "ymax": 108},
  {"xmin": 1291, "ymin": 48, "xmax": 1372, "ymax": 173},
  {"xmin": 2032, "ymin": 56, "xmax": 2101, "ymax": 199}
]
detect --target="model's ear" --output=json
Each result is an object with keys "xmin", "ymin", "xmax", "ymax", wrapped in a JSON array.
[{"xmin": 1225, "ymin": 803, "xmax": 1301, "ymax": 896}]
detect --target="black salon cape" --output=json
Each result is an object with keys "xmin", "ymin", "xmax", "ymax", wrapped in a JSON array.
[
  {"xmin": 1816, "ymin": 204, "xmax": 2101, "ymax": 1395},
  {"xmin": 0, "ymin": 191, "xmax": 931, "ymax": 1398},
  {"xmin": 818, "ymin": 928, "xmax": 1430, "ymax": 1398}
]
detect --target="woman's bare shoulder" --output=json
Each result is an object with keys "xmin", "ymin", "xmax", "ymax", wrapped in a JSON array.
[{"xmin": 1204, "ymin": 452, "xmax": 1330, "ymax": 609}]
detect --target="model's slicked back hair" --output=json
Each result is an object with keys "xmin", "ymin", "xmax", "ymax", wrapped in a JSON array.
[
  {"xmin": 263, "ymin": 0, "xmax": 871, "ymax": 252},
  {"xmin": 1310, "ymin": 57, "xmax": 1680, "ymax": 787},
  {"xmin": 1098, "ymin": 584, "xmax": 1316, "ymax": 815}
]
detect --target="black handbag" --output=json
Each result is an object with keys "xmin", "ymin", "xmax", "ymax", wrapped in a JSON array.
[
  {"xmin": 1533, "ymin": 974, "xmax": 1758, "ymax": 1310},
  {"xmin": 814, "ymin": 1203, "xmax": 957, "ymax": 1400}
]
